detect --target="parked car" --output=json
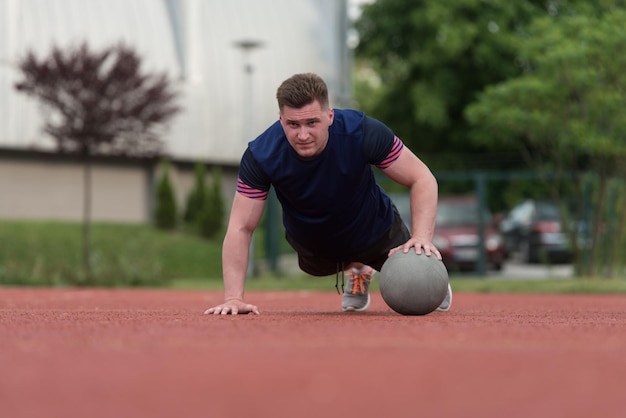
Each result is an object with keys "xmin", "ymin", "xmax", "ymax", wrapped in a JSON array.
[
  {"xmin": 390, "ymin": 194, "xmax": 505, "ymax": 272},
  {"xmin": 499, "ymin": 199, "xmax": 572, "ymax": 263}
]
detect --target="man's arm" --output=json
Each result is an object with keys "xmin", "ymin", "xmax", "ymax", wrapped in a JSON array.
[
  {"xmin": 204, "ymin": 192, "xmax": 266, "ymax": 315},
  {"xmin": 381, "ymin": 147, "xmax": 441, "ymax": 259}
]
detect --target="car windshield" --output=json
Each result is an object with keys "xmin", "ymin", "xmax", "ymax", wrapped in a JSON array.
[
  {"xmin": 535, "ymin": 202, "xmax": 560, "ymax": 221},
  {"xmin": 437, "ymin": 202, "xmax": 491, "ymax": 226}
]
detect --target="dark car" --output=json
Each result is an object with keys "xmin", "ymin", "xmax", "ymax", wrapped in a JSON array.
[
  {"xmin": 390, "ymin": 194, "xmax": 505, "ymax": 272},
  {"xmin": 499, "ymin": 199, "xmax": 572, "ymax": 263}
]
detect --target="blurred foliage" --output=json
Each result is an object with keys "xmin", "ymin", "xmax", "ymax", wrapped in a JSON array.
[
  {"xmin": 354, "ymin": 0, "xmax": 545, "ymax": 172},
  {"xmin": 466, "ymin": 9, "xmax": 626, "ymax": 177},
  {"xmin": 183, "ymin": 163, "xmax": 226, "ymax": 239},
  {"xmin": 198, "ymin": 166, "xmax": 225, "ymax": 239},
  {"xmin": 465, "ymin": 9, "xmax": 626, "ymax": 277},
  {"xmin": 353, "ymin": 0, "xmax": 626, "ymax": 277},
  {"xmin": 354, "ymin": 0, "xmax": 624, "ymax": 171},
  {"xmin": 154, "ymin": 160, "xmax": 178, "ymax": 230},
  {"xmin": 184, "ymin": 163, "xmax": 207, "ymax": 224}
]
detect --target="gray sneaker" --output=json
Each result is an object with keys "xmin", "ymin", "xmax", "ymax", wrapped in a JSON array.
[
  {"xmin": 342, "ymin": 267, "xmax": 374, "ymax": 312},
  {"xmin": 436, "ymin": 283, "xmax": 453, "ymax": 312}
]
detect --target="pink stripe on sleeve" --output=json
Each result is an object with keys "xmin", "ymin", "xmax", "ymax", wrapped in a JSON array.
[
  {"xmin": 376, "ymin": 136, "xmax": 404, "ymax": 169},
  {"xmin": 237, "ymin": 178, "xmax": 268, "ymax": 200}
]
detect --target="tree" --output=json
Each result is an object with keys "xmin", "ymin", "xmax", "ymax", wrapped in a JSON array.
[
  {"xmin": 154, "ymin": 160, "xmax": 178, "ymax": 230},
  {"xmin": 184, "ymin": 163, "xmax": 207, "ymax": 224},
  {"xmin": 465, "ymin": 10, "xmax": 626, "ymax": 277},
  {"xmin": 15, "ymin": 42, "xmax": 181, "ymax": 281},
  {"xmin": 353, "ymin": 0, "xmax": 622, "ymax": 211},
  {"xmin": 184, "ymin": 164, "xmax": 225, "ymax": 239},
  {"xmin": 354, "ymin": 0, "xmax": 547, "ymax": 172},
  {"xmin": 198, "ymin": 166, "xmax": 225, "ymax": 239}
]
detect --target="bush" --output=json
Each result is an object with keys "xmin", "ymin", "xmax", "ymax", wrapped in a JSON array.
[
  {"xmin": 154, "ymin": 160, "xmax": 178, "ymax": 230},
  {"xmin": 199, "ymin": 167, "xmax": 225, "ymax": 239},
  {"xmin": 184, "ymin": 163, "xmax": 207, "ymax": 224},
  {"xmin": 183, "ymin": 163, "xmax": 225, "ymax": 239}
]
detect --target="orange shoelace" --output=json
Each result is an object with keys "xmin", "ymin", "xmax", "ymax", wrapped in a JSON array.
[{"xmin": 349, "ymin": 269, "xmax": 373, "ymax": 294}]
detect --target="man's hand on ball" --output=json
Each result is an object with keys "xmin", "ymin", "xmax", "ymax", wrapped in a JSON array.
[{"xmin": 388, "ymin": 238, "xmax": 442, "ymax": 260}]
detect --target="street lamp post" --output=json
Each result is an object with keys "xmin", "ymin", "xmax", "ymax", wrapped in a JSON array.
[{"xmin": 234, "ymin": 39, "xmax": 263, "ymax": 277}]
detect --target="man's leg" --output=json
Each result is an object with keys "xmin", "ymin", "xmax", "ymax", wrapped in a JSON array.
[
  {"xmin": 342, "ymin": 263, "xmax": 375, "ymax": 311},
  {"xmin": 341, "ymin": 204, "xmax": 410, "ymax": 312}
]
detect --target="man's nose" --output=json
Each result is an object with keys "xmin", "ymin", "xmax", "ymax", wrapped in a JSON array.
[{"xmin": 297, "ymin": 127, "xmax": 308, "ymax": 139}]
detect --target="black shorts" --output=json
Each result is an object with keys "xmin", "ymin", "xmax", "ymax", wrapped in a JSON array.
[{"xmin": 286, "ymin": 204, "xmax": 411, "ymax": 276}]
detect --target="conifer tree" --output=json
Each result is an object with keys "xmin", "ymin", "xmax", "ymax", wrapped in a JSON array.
[
  {"xmin": 154, "ymin": 160, "xmax": 178, "ymax": 230},
  {"xmin": 184, "ymin": 163, "xmax": 207, "ymax": 224},
  {"xmin": 199, "ymin": 167, "xmax": 225, "ymax": 239}
]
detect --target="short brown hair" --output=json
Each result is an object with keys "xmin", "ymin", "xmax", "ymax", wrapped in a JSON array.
[{"xmin": 276, "ymin": 73, "xmax": 329, "ymax": 111}]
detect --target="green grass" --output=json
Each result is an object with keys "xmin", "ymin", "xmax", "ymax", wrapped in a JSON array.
[
  {"xmin": 171, "ymin": 273, "xmax": 626, "ymax": 294},
  {"xmin": 0, "ymin": 220, "xmax": 224, "ymax": 286},
  {"xmin": 447, "ymin": 277, "xmax": 626, "ymax": 294},
  {"xmin": 2, "ymin": 219, "xmax": 626, "ymax": 293}
]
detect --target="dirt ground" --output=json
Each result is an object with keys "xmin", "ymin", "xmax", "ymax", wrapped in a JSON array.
[{"xmin": 1, "ymin": 287, "xmax": 625, "ymax": 418}]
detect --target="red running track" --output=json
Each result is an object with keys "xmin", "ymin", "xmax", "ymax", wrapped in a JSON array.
[{"xmin": 1, "ymin": 288, "xmax": 625, "ymax": 418}]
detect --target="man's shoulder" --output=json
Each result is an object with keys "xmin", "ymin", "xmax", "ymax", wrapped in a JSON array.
[
  {"xmin": 334, "ymin": 108, "xmax": 364, "ymax": 118},
  {"xmin": 332, "ymin": 108, "xmax": 366, "ymax": 133},
  {"xmin": 332, "ymin": 109, "xmax": 391, "ymax": 137}
]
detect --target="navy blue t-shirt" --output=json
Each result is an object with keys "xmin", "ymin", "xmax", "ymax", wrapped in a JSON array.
[{"xmin": 237, "ymin": 109, "xmax": 404, "ymax": 260}]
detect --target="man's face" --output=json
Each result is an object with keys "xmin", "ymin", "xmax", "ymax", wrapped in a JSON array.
[{"xmin": 279, "ymin": 100, "xmax": 334, "ymax": 159}]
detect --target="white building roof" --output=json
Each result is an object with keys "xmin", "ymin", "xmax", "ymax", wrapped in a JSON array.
[{"xmin": 0, "ymin": 0, "xmax": 351, "ymax": 164}]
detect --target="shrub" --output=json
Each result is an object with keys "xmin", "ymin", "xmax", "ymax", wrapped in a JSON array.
[
  {"xmin": 199, "ymin": 167, "xmax": 225, "ymax": 239},
  {"xmin": 154, "ymin": 160, "xmax": 178, "ymax": 230},
  {"xmin": 184, "ymin": 163, "xmax": 207, "ymax": 224}
]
